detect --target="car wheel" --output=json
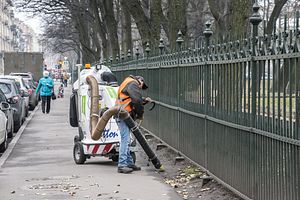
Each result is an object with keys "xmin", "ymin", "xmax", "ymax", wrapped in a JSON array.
[
  {"xmin": 29, "ymin": 104, "xmax": 35, "ymax": 111},
  {"xmin": 0, "ymin": 130, "xmax": 8, "ymax": 153},
  {"xmin": 14, "ymin": 119, "xmax": 22, "ymax": 132},
  {"xmin": 8, "ymin": 120, "xmax": 14, "ymax": 138},
  {"xmin": 25, "ymin": 107, "xmax": 29, "ymax": 117},
  {"xmin": 73, "ymin": 142, "xmax": 86, "ymax": 164}
]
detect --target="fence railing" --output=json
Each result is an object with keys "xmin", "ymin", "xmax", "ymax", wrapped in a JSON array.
[{"xmin": 110, "ymin": 4, "xmax": 300, "ymax": 200}]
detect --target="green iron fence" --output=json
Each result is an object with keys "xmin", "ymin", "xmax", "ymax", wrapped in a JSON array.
[{"xmin": 109, "ymin": 4, "xmax": 300, "ymax": 200}]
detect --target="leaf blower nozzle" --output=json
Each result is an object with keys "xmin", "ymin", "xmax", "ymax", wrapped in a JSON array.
[
  {"xmin": 91, "ymin": 105, "xmax": 163, "ymax": 170},
  {"xmin": 122, "ymin": 112, "xmax": 163, "ymax": 170},
  {"xmin": 158, "ymin": 165, "xmax": 165, "ymax": 172}
]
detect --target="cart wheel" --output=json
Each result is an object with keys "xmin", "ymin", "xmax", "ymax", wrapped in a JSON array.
[
  {"xmin": 111, "ymin": 155, "xmax": 119, "ymax": 162},
  {"xmin": 0, "ymin": 130, "xmax": 8, "ymax": 153},
  {"xmin": 130, "ymin": 152, "xmax": 136, "ymax": 164},
  {"xmin": 73, "ymin": 142, "xmax": 86, "ymax": 164}
]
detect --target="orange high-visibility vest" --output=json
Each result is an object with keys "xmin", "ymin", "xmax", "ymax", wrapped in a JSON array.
[{"xmin": 115, "ymin": 77, "xmax": 139, "ymax": 112}]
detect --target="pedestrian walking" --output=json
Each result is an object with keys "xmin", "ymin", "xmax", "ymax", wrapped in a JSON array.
[
  {"xmin": 63, "ymin": 72, "xmax": 69, "ymax": 87},
  {"xmin": 115, "ymin": 75, "xmax": 152, "ymax": 173},
  {"xmin": 57, "ymin": 83, "xmax": 64, "ymax": 98},
  {"xmin": 36, "ymin": 71, "xmax": 54, "ymax": 114}
]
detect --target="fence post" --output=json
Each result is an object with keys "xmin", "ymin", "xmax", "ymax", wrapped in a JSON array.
[
  {"xmin": 159, "ymin": 38, "xmax": 165, "ymax": 56},
  {"xmin": 121, "ymin": 51, "xmax": 125, "ymax": 64},
  {"xmin": 296, "ymin": 11, "xmax": 300, "ymax": 139},
  {"xmin": 249, "ymin": 2, "xmax": 262, "ymax": 128},
  {"xmin": 249, "ymin": 3, "xmax": 262, "ymax": 199},
  {"xmin": 135, "ymin": 47, "xmax": 140, "ymax": 70},
  {"xmin": 203, "ymin": 21, "xmax": 213, "ymax": 114},
  {"xmin": 158, "ymin": 38, "xmax": 164, "ymax": 99},
  {"xmin": 145, "ymin": 42, "xmax": 151, "ymax": 88},
  {"xmin": 176, "ymin": 31, "xmax": 183, "ymax": 104},
  {"xmin": 127, "ymin": 49, "xmax": 131, "ymax": 61},
  {"xmin": 135, "ymin": 47, "xmax": 139, "ymax": 60},
  {"xmin": 145, "ymin": 42, "xmax": 151, "ymax": 59},
  {"xmin": 203, "ymin": 21, "xmax": 213, "ymax": 169},
  {"xmin": 176, "ymin": 31, "xmax": 184, "ymax": 149},
  {"xmin": 109, "ymin": 56, "xmax": 113, "ymax": 67}
]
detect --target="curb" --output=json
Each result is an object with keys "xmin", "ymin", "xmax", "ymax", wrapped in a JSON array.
[{"xmin": 0, "ymin": 103, "xmax": 40, "ymax": 168}]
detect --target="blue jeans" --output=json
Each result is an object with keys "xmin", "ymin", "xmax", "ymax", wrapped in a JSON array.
[{"xmin": 117, "ymin": 119, "xmax": 134, "ymax": 167}]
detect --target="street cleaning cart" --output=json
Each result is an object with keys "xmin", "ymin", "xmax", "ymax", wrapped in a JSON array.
[{"xmin": 69, "ymin": 64, "xmax": 137, "ymax": 164}]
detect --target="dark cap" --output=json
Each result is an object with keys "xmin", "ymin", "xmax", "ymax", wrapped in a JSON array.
[{"xmin": 136, "ymin": 76, "xmax": 148, "ymax": 90}]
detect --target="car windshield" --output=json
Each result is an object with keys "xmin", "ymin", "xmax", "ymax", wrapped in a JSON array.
[
  {"xmin": 14, "ymin": 82, "xmax": 21, "ymax": 92},
  {"xmin": 12, "ymin": 77, "xmax": 26, "ymax": 89},
  {"xmin": 24, "ymin": 80, "xmax": 31, "ymax": 89},
  {"xmin": 14, "ymin": 83, "xmax": 21, "ymax": 94},
  {"xmin": 0, "ymin": 90, "xmax": 6, "ymax": 102},
  {"xmin": 24, "ymin": 80, "xmax": 34, "ymax": 88},
  {"xmin": 0, "ymin": 83, "xmax": 11, "ymax": 94}
]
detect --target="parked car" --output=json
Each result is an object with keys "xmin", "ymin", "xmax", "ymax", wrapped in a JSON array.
[
  {"xmin": 24, "ymin": 79, "xmax": 38, "ymax": 110},
  {"xmin": 9, "ymin": 72, "xmax": 39, "ymax": 87},
  {"xmin": 9, "ymin": 72, "xmax": 35, "ymax": 81},
  {"xmin": 0, "ymin": 79, "xmax": 26, "ymax": 132},
  {"xmin": 0, "ymin": 105, "xmax": 8, "ymax": 153},
  {"xmin": 0, "ymin": 89, "xmax": 14, "ymax": 138},
  {"xmin": 0, "ymin": 75, "xmax": 30, "ymax": 116}
]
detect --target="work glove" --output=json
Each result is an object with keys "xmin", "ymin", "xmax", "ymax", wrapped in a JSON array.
[{"xmin": 143, "ymin": 97, "xmax": 153, "ymax": 105}]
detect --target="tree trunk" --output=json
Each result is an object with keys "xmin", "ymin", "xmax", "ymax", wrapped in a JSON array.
[
  {"xmin": 67, "ymin": 0, "xmax": 98, "ymax": 64},
  {"xmin": 90, "ymin": 0, "xmax": 109, "ymax": 60},
  {"xmin": 208, "ymin": 0, "xmax": 251, "ymax": 42},
  {"xmin": 103, "ymin": 0, "xmax": 120, "ymax": 58},
  {"xmin": 167, "ymin": 0, "xmax": 187, "ymax": 51},
  {"xmin": 121, "ymin": 0, "xmax": 152, "ymax": 47},
  {"xmin": 265, "ymin": 0, "xmax": 288, "ymax": 34},
  {"xmin": 121, "ymin": 2, "xmax": 132, "ymax": 54},
  {"xmin": 149, "ymin": 0, "xmax": 164, "ymax": 51}
]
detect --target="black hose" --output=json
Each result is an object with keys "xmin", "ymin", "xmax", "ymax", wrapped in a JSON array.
[
  {"xmin": 122, "ymin": 115, "xmax": 162, "ymax": 169},
  {"xmin": 148, "ymin": 101, "xmax": 156, "ymax": 111}
]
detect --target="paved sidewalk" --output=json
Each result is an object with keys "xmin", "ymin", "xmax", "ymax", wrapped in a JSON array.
[{"xmin": 0, "ymin": 84, "xmax": 182, "ymax": 200}]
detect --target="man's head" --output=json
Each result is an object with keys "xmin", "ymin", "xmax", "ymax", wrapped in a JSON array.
[
  {"xmin": 43, "ymin": 71, "xmax": 49, "ymax": 77},
  {"xmin": 136, "ymin": 76, "xmax": 148, "ymax": 90}
]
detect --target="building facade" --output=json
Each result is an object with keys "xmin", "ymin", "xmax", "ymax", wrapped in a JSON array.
[
  {"xmin": 0, "ymin": 0, "xmax": 39, "ymax": 52},
  {"xmin": 0, "ymin": 0, "xmax": 14, "ymax": 51}
]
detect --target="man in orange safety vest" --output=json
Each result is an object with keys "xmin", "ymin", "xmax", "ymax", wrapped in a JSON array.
[{"xmin": 115, "ymin": 75, "xmax": 151, "ymax": 173}]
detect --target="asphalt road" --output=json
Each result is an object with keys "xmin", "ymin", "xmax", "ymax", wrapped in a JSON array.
[{"xmin": 0, "ymin": 84, "xmax": 182, "ymax": 200}]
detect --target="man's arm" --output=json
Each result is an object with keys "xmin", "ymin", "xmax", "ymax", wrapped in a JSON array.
[
  {"xmin": 126, "ymin": 82, "xmax": 144, "ymax": 118},
  {"xmin": 142, "ymin": 97, "xmax": 153, "ymax": 105}
]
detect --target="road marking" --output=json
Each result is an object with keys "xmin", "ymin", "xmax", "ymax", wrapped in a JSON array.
[{"xmin": 0, "ymin": 103, "xmax": 39, "ymax": 168}]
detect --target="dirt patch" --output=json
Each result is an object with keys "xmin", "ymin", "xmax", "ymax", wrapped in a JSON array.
[{"xmin": 138, "ymin": 130, "xmax": 243, "ymax": 200}]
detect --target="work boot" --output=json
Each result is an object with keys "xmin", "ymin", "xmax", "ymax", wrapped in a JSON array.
[
  {"xmin": 118, "ymin": 166, "xmax": 133, "ymax": 173},
  {"xmin": 128, "ymin": 164, "xmax": 141, "ymax": 171}
]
